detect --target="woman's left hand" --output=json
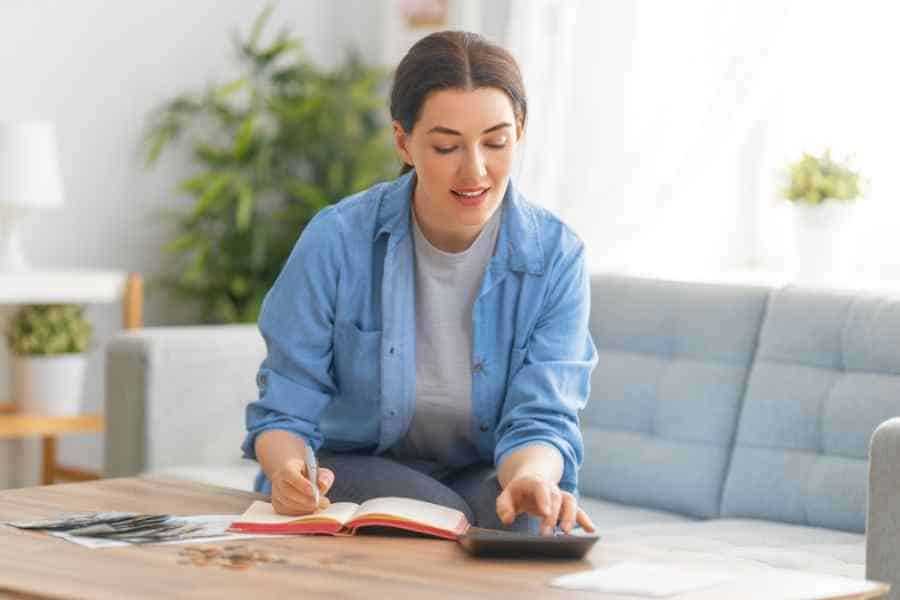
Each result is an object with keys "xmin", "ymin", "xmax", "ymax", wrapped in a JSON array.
[{"xmin": 496, "ymin": 473, "xmax": 596, "ymax": 535}]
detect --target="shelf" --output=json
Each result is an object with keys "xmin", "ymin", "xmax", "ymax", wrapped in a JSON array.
[
  {"xmin": 0, "ymin": 269, "xmax": 130, "ymax": 304},
  {"xmin": 0, "ymin": 402, "xmax": 104, "ymax": 439}
]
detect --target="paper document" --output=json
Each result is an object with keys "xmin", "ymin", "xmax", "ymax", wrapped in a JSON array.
[
  {"xmin": 48, "ymin": 515, "xmax": 289, "ymax": 549},
  {"xmin": 549, "ymin": 561, "xmax": 735, "ymax": 597}
]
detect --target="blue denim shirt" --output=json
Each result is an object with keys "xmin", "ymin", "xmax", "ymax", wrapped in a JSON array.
[{"xmin": 241, "ymin": 170, "xmax": 597, "ymax": 493}]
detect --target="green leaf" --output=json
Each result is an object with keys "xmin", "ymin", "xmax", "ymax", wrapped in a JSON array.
[
  {"xmin": 144, "ymin": 126, "xmax": 172, "ymax": 166},
  {"xmin": 216, "ymin": 77, "xmax": 248, "ymax": 98},
  {"xmin": 164, "ymin": 232, "xmax": 201, "ymax": 254},
  {"xmin": 191, "ymin": 172, "xmax": 233, "ymax": 218},
  {"xmin": 194, "ymin": 143, "xmax": 234, "ymax": 166},
  {"xmin": 235, "ymin": 179, "xmax": 254, "ymax": 231},
  {"xmin": 233, "ymin": 116, "xmax": 256, "ymax": 159},
  {"xmin": 248, "ymin": 3, "xmax": 275, "ymax": 52}
]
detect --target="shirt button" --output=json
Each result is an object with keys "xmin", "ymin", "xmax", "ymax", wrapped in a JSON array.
[
  {"xmin": 473, "ymin": 361, "xmax": 484, "ymax": 374},
  {"xmin": 256, "ymin": 372, "xmax": 267, "ymax": 386},
  {"xmin": 387, "ymin": 409, "xmax": 397, "ymax": 417},
  {"xmin": 479, "ymin": 423, "xmax": 489, "ymax": 432}
]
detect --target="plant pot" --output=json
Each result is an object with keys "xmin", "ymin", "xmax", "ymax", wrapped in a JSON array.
[
  {"xmin": 12, "ymin": 353, "xmax": 88, "ymax": 415},
  {"xmin": 791, "ymin": 200, "xmax": 858, "ymax": 286}
]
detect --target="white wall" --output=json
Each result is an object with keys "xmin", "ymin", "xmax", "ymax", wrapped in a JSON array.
[
  {"xmin": 0, "ymin": 0, "xmax": 508, "ymax": 488},
  {"xmin": 0, "ymin": 0, "xmax": 386, "ymax": 488}
]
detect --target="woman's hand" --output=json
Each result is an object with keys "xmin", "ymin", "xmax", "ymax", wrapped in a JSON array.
[
  {"xmin": 495, "ymin": 473, "xmax": 596, "ymax": 536},
  {"xmin": 270, "ymin": 457, "xmax": 335, "ymax": 516}
]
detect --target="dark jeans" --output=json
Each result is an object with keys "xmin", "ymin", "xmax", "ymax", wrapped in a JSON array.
[{"xmin": 257, "ymin": 449, "xmax": 543, "ymax": 533}]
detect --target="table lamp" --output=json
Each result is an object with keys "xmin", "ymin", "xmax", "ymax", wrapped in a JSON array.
[{"xmin": 0, "ymin": 121, "xmax": 65, "ymax": 272}]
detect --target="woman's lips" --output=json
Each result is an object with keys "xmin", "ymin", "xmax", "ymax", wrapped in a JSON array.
[{"xmin": 451, "ymin": 188, "xmax": 490, "ymax": 206}]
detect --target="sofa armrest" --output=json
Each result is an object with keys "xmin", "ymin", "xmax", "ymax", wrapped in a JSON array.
[
  {"xmin": 867, "ymin": 416, "xmax": 900, "ymax": 599},
  {"xmin": 104, "ymin": 324, "xmax": 265, "ymax": 477}
]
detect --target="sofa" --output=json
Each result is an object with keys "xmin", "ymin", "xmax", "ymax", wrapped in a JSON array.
[{"xmin": 105, "ymin": 274, "xmax": 900, "ymax": 597}]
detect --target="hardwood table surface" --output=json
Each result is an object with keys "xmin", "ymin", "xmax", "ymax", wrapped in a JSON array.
[{"xmin": 0, "ymin": 476, "xmax": 889, "ymax": 600}]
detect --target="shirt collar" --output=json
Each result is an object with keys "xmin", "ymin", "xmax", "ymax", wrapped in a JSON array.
[{"xmin": 373, "ymin": 169, "xmax": 544, "ymax": 275}]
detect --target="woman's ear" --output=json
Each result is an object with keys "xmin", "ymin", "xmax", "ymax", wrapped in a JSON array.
[
  {"xmin": 392, "ymin": 121, "xmax": 414, "ymax": 167},
  {"xmin": 516, "ymin": 119, "xmax": 525, "ymax": 143}
]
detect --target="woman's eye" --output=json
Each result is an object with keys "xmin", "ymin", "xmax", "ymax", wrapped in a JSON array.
[
  {"xmin": 485, "ymin": 143, "xmax": 508, "ymax": 150},
  {"xmin": 434, "ymin": 146, "xmax": 457, "ymax": 154}
]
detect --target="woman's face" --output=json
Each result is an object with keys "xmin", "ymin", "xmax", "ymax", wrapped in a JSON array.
[{"xmin": 393, "ymin": 87, "xmax": 522, "ymax": 252}]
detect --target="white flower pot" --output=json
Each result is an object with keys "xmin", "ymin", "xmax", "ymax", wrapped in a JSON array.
[
  {"xmin": 791, "ymin": 201, "xmax": 857, "ymax": 286},
  {"xmin": 12, "ymin": 353, "xmax": 88, "ymax": 415}
]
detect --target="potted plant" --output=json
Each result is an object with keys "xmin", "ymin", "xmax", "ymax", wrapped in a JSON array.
[
  {"xmin": 4, "ymin": 304, "xmax": 93, "ymax": 415},
  {"xmin": 143, "ymin": 6, "xmax": 397, "ymax": 324},
  {"xmin": 779, "ymin": 148, "xmax": 865, "ymax": 284}
]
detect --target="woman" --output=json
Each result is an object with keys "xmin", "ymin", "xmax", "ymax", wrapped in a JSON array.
[{"xmin": 242, "ymin": 30, "xmax": 597, "ymax": 536}]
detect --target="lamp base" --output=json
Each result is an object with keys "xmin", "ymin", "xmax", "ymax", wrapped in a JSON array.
[{"xmin": 0, "ymin": 206, "xmax": 30, "ymax": 272}]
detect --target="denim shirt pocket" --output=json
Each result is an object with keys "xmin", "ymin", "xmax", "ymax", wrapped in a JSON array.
[{"xmin": 333, "ymin": 320, "xmax": 383, "ymax": 408}]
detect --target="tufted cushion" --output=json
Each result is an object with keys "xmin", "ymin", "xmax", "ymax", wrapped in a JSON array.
[
  {"xmin": 721, "ymin": 287, "xmax": 900, "ymax": 533},
  {"xmin": 581, "ymin": 275, "xmax": 769, "ymax": 518},
  {"xmin": 578, "ymin": 495, "xmax": 694, "ymax": 529},
  {"xmin": 600, "ymin": 518, "xmax": 866, "ymax": 579}
]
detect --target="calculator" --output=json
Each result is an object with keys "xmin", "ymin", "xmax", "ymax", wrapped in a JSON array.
[{"xmin": 457, "ymin": 526, "xmax": 600, "ymax": 559}]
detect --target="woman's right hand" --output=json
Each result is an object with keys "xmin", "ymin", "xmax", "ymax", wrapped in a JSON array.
[{"xmin": 270, "ymin": 457, "xmax": 335, "ymax": 515}]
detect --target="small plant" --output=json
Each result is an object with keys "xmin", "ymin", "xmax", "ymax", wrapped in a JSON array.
[
  {"xmin": 4, "ymin": 305, "xmax": 92, "ymax": 356},
  {"xmin": 781, "ymin": 148, "xmax": 864, "ymax": 205}
]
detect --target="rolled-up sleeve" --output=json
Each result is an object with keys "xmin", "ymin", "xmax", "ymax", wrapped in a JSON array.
[
  {"xmin": 241, "ymin": 208, "xmax": 341, "ymax": 460},
  {"xmin": 493, "ymin": 243, "xmax": 598, "ymax": 493}
]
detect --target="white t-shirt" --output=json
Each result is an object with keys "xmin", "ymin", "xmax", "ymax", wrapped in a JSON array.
[{"xmin": 388, "ymin": 202, "xmax": 503, "ymax": 467}]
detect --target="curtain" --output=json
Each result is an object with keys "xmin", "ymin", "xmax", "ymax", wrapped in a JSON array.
[{"xmin": 505, "ymin": 0, "xmax": 796, "ymax": 274}]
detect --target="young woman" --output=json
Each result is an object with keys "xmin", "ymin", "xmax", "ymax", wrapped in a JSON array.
[{"xmin": 242, "ymin": 30, "xmax": 597, "ymax": 536}]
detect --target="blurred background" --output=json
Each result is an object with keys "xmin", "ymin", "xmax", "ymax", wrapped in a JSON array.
[{"xmin": 1, "ymin": 0, "xmax": 897, "ymax": 488}]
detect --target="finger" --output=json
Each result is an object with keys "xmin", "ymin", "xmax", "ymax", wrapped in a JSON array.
[
  {"xmin": 272, "ymin": 489, "xmax": 316, "ymax": 516},
  {"xmin": 274, "ymin": 481, "xmax": 318, "ymax": 513},
  {"xmin": 282, "ymin": 467, "xmax": 315, "ymax": 496},
  {"xmin": 317, "ymin": 468, "xmax": 335, "ymax": 494},
  {"xmin": 575, "ymin": 508, "xmax": 596, "ymax": 533},
  {"xmin": 558, "ymin": 493, "xmax": 577, "ymax": 534},
  {"xmin": 541, "ymin": 487, "xmax": 562, "ymax": 535},
  {"xmin": 536, "ymin": 481, "xmax": 552, "ymax": 517},
  {"xmin": 495, "ymin": 489, "xmax": 516, "ymax": 525}
]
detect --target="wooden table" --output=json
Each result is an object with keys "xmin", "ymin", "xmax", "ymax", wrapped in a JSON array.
[{"xmin": 0, "ymin": 477, "xmax": 889, "ymax": 599}]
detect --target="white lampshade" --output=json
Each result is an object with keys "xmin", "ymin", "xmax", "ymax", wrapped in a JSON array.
[{"xmin": 0, "ymin": 121, "xmax": 65, "ymax": 209}]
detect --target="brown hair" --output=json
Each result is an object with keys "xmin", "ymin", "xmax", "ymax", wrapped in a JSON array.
[{"xmin": 389, "ymin": 30, "xmax": 527, "ymax": 175}]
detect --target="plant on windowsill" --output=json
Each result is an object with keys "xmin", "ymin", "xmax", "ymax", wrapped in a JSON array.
[
  {"xmin": 4, "ymin": 304, "xmax": 93, "ymax": 415},
  {"xmin": 143, "ymin": 5, "xmax": 398, "ymax": 324},
  {"xmin": 779, "ymin": 148, "xmax": 867, "ymax": 284}
]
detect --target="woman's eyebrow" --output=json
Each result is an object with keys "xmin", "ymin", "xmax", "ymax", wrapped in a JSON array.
[{"xmin": 427, "ymin": 122, "xmax": 513, "ymax": 135}]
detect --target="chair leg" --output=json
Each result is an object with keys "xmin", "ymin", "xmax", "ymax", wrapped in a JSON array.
[{"xmin": 41, "ymin": 436, "xmax": 57, "ymax": 485}]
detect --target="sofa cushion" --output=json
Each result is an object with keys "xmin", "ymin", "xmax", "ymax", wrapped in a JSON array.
[
  {"xmin": 600, "ymin": 518, "xmax": 865, "ymax": 579},
  {"xmin": 582, "ymin": 275, "xmax": 768, "ymax": 518},
  {"xmin": 578, "ymin": 496, "xmax": 694, "ymax": 529},
  {"xmin": 721, "ymin": 287, "xmax": 900, "ymax": 533}
]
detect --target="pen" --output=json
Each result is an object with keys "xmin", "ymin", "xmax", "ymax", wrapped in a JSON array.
[{"xmin": 304, "ymin": 444, "xmax": 320, "ymax": 509}]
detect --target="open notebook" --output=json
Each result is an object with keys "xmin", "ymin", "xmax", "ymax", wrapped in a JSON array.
[{"xmin": 228, "ymin": 497, "xmax": 471, "ymax": 541}]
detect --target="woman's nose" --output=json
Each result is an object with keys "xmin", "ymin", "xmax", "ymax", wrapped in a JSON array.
[{"xmin": 460, "ymin": 147, "xmax": 487, "ymax": 179}]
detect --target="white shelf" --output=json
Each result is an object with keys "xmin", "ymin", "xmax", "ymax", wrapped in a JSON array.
[{"xmin": 0, "ymin": 269, "xmax": 130, "ymax": 304}]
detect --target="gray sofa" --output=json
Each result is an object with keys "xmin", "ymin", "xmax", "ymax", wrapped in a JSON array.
[{"xmin": 105, "ymin": 274, "xmax": 900, "ymax": 596}]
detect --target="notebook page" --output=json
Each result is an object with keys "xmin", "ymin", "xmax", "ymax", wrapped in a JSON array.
[
  {"xmin": 351, "ymin": 497, "xmax": 466, "ymax": 531},
  {"xmin": 237, "ymin": 500, "xmax": 359, "ymax": 525}
]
